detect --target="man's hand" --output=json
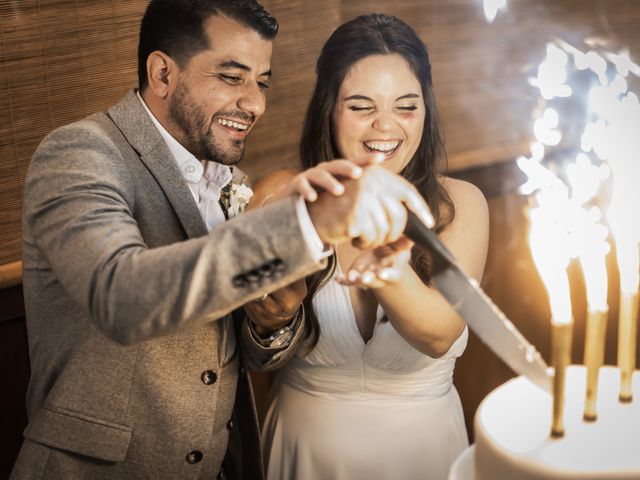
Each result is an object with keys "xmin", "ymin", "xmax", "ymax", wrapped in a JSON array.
[
  {"xmin": 245, "ymin": 279, "xmax": 307, "ymax": 336},
  {"xmin": 307, "ymin": 166, "xmax": 434, "ymax": 248}
]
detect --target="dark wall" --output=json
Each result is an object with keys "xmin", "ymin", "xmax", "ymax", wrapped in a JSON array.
[{"xmin": 0, "ymin": 286, "xmax": 28, "ymax": 478}]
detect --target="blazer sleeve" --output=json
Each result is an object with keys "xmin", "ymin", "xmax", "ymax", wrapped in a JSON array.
[{"xmin": 23, "ymin": 120, "xmax": 325, "ymax": 345}]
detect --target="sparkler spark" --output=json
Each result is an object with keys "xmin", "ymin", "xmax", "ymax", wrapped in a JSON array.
[
  {"xmin": 483, "ymin": 0, "xmax": 507, "ymax": 23},
  {"xmin": 519, "ymin": 36, "xmax": 640, "ymax": 345},
  {"xmin": 517, "ymin": 40, "xmax": 640, "ymax": 323}
]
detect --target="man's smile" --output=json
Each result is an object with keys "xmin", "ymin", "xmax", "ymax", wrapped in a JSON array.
[
  {"xmin": 214, "ymin": 116, "xmax": 252, "ymax": 139},
  {"xmin": 217, "ymin": 117, "xmax": 249, "ymax": 131}
]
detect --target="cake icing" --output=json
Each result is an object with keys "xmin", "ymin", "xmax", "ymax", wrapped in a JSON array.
[{"xmin": 450, "ymin": 366, "xmax": 640, "ymax": 480}]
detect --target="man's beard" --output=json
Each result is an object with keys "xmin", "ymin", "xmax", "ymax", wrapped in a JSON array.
[{"xmin": 168, "ymin": 80, "xmax": 246, "ymax": 165}]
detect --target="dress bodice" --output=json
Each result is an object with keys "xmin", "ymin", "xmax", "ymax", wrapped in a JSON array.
[{"xmin": 279, "ymin": 276, "xmax": 468, "ymax": 400}]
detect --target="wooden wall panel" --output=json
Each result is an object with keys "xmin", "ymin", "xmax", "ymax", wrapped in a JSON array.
[
  {"xmin": 1, "ymin": 0, "xmax": 640, "ymax": 447},
  {"xmin": 2, "ymin": 0, "xmax": 640, "ymax": 265},
  {"xmin": 0, "ymin": 0, "xmax": 147, "ymax": 267},
  {"xmin": 243, "ymin": 0, "xmax": 341, "ymax": 178},
  {"xmin": 337, "ymin": 0, "xmax": 640, "ymax": 172}
]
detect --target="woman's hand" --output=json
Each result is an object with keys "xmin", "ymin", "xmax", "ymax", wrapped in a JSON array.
[{"xmin": 336, "ymin": 237, "xmax": 414, "ymax": 289}]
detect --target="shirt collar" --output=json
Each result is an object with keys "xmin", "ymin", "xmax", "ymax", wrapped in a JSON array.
[{"xmin": 136, "ymin": 91, "xmax": 232, "ymax": 189}]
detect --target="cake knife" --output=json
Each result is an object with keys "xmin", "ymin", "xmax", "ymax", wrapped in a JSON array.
[{"xmin": 404, "ymin": 211, "xmax": 551, "ymax": 392}]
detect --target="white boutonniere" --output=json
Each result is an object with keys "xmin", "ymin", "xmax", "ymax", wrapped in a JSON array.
[{"xmin": 220, "ymin": 174, "xmax": 253, "ymax": 219}]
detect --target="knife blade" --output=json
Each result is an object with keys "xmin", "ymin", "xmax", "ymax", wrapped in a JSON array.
[{"xmin": 404, "ymin": 210, "xmax": 551, "ymax": 392}]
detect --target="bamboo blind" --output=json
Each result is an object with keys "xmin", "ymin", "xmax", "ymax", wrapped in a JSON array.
[
  {"xmin": 2, "ymin": 0, "xmax": 640, "ymax": 274},
  {"xmin": 0, "ymin": 0, "xmax": 148, "ymax": 269}
]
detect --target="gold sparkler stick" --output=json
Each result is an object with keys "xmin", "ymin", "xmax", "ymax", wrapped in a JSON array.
[
  {"xmin": 618, "ymin": 290, "xmax": 639, "ymax": 402},
  {"xmin": 551, "ymin": 320, "xmax": 573, "ymax": 437},
  {"xmin": 583, "ymin": 308, "xmax": 608, "ymax": 420}
]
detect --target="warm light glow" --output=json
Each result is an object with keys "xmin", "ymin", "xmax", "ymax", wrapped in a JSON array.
[
  {"xmin": 575, "ymin": 208, "xmax": 610, "ymax": 312},
  {"xmin": 566, "ymin": 153, "xmax": 610, "ymax": 207},
  {"xmin": 565, "ymin": 155, "xmax": 610, "ymax": 312},
  {"xmin": 512, "ymin": 16, "xmax": 640, "ymax": 412},
  {"xmin": 483, "ymin": 0, "xmax": 507, "ymax": 23},
  {"xmin": 521, "ymin": 40, "xmax": 639, "ymax": 321},
  {"xmin": 529, "ymin": 206, "xmax": 573, "ymax": 325},
  {"xmin": 616, "ymin": 236, "xmax": 640, "ymax": 295},
  {"xmin": 578, "ymin": 49, "xmax": 640, "ymax": 298}
]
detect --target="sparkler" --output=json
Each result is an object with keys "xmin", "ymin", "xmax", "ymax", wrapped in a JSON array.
[
  {"xmin": 484, "ymin": 0, "xmax": 640, "ymax": 432},
  {"xmin": 575, "ymin": 45, "xmax": 640, "ymax": 403},
  {"xmin": 521, "ymin": 37, "xmax": 640, "ymax": 431},
  {"xmin": 528, "ymin": 202, "xmax": 573, "ymax": 437},
  {"xmin": 518, "ymin": 37, "xmax": 640, "ymax": 434}
]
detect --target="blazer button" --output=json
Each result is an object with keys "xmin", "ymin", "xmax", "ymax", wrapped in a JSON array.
[
  {"xmin": 259, "ymin": 262, "xmax": 275, "ymax": 277},
  {"xmin": 201, "ymin": 370, "xmax": 217, "ymax": 385},
  {"xmin": 186, "ymin": 450, "xmax": 203, "ymax": 464},
  {"xmin": 246, "ymin": 269, "xmax": 261, "ymax": 283},
  {"xmin": 271, "ymin": 258, "xmax": 286, "ymax": 272},
  {"xmin": 232, "ymin": 275, "xmax": 248, "ymax": 288}
]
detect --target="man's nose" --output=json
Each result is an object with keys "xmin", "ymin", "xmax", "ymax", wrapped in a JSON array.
[{"xmin": 237, "ymin": 82, "xmax": 266, "ymax": 119}]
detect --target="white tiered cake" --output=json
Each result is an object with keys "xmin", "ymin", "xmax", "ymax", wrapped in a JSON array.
[{"xmin": 450, "ymin": 366, "xmax": 640, "ymax": 480}]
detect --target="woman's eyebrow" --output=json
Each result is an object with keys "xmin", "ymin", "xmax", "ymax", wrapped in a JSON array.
[
  {"xmin": 343, "ymin": 94, "xmax": 373, "ymax": 102},
  {"xmin": 343, "ymin": 93, "xmax": 421, "ymax": 102},
  {"xmin": 396, "ymin": 93, "xmax": 420, "ymax": 100}
]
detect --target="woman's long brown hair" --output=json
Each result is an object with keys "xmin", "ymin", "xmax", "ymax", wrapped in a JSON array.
[{"xmin": 298, "ymin": 13, "xmax": 455, "ymax": 352}]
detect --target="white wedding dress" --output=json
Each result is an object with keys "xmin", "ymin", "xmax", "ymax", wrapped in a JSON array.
[{"xmin": 262, "ymin": 272, "xmax": 469, "ymax": 480}]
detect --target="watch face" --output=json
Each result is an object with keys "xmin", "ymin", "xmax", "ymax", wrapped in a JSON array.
[{"xmin": 270, "ymin": 330, "xmax": 294, "ymax": 348}]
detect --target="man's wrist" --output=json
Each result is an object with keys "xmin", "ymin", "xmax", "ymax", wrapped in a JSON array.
[
  {"xmin": 248, "ymin": 306, "xmax": 302, "ymax": 348},
  {"xmin": 251, "ymin": 318, "xmax": 288, "ymax": 337}
]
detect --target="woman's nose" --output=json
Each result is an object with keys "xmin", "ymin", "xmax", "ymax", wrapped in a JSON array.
[{"xmin": 372, "ymin": 110, "xmax": 395, "ymax": 131}]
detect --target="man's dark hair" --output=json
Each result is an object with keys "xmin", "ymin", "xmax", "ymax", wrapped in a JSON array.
[{"xmin": 138, "ymin": 0, "xmax": 278, "ymax": 91}]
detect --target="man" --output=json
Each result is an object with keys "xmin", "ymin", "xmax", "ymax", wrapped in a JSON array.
[{"xmin": 12, "ymin": 1, "xmax": 432, "ymax": 479}]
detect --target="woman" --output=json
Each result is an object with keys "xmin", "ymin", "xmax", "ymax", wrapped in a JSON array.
[{"xmin": 254, "ymin": 13, "xmax": 489, "ymax": 480}]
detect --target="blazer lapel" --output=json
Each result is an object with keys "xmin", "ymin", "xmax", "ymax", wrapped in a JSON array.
[{"xmin": 107, "ymin": 90, "xmax": 208, "ymax": 239}]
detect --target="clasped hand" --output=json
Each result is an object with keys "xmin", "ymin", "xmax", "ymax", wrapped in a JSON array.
[{"xmin": 245, "ymin": 154, "xmax": 433, "ymax": 333}]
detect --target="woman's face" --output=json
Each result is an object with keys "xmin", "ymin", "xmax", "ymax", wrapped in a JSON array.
[{"xmin": 332, "ymin": 53, "xmax": 426, "ymax": 174}]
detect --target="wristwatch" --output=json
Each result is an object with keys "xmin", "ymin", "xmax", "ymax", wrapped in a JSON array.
[
  {"xmin": 250, "ymin": 307, "xmax": 302, "ymax": 348},
  {"xmin": 257, "ymin": 324, "xmax": 295, "ymax": 348}
]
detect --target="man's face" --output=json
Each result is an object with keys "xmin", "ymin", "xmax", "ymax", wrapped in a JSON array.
[{"xmin": 168, "ymin": 15, "xmax": 273, "ymax": 164}]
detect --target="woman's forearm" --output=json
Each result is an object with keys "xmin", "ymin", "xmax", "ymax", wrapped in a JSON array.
[{"xmin": 374, "ymin": 266, "xmax": 466, "ymax": 357}]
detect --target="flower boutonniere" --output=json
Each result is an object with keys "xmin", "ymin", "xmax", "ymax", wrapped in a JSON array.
[{"xmin": 220, "ymin": 171, "xmax": 253, "ymax": 219}]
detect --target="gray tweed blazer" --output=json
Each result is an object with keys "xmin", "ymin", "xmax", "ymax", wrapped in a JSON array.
[{"xmin": 11, "ymin": 90, "xmax": 322, "ymax": 480}]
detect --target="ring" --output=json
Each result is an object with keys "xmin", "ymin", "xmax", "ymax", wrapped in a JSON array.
[{"xmin": 259, "ymin": 293, "xmax": 268, "ymax": 301}]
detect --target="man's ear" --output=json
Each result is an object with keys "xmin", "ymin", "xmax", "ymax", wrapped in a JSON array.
[{"xmin": 146, "ymin": 51, "xmax": 178, "ymax": 99}]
